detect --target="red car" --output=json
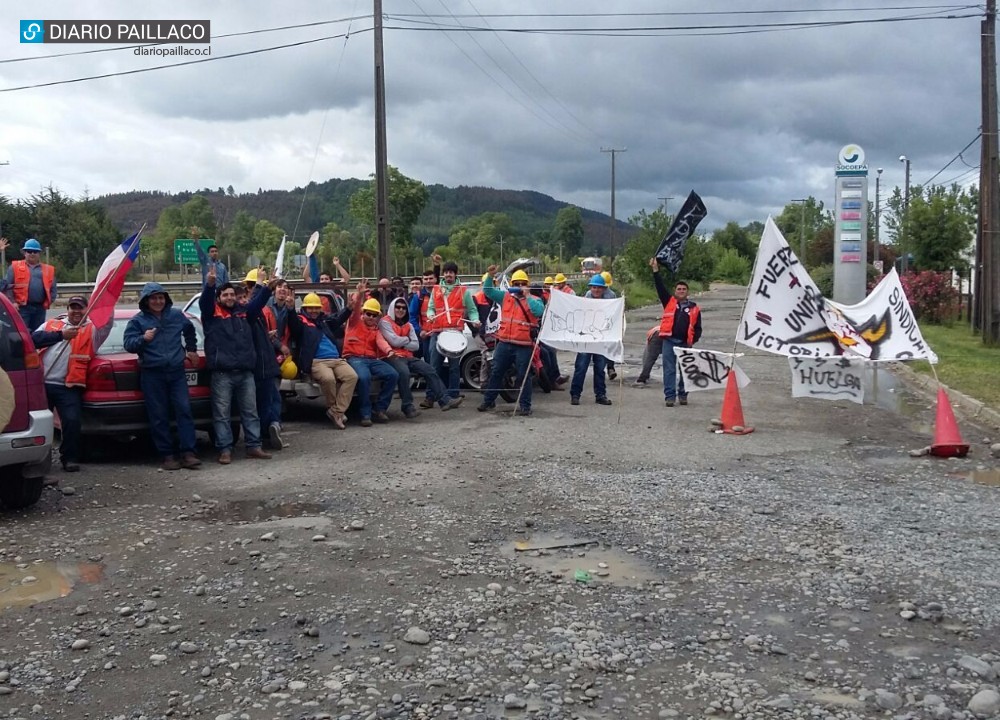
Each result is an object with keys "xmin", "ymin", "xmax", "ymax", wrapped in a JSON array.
[
  {"xmin": 78, "ymin": 309, "xmax": 217, "ymax": 442},
  {"xmin": 0, "ymin": 293, "xmax": 53, "ymax": 509}
]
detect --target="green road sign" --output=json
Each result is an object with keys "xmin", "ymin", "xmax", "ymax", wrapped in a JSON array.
[{"xmin": 173, "ymin": 239, "xmax": 215, "ymax": 264}]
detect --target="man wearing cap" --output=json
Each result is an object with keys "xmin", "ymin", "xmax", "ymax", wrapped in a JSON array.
[
  {"xmin": 343, "ymin": 281, "xmax": 399, "ymax": 427},
  {"xmin": 0, "ymin": 237, "xmax": 57, "ymax": 331},
  {"xmin": 31, "ymin": 296, "xmax": 108, "ymax": 472},
  {"xmin": 552, "ymin": 273, "xmax": 575, "ymax": 295},
  {"xmin": 195, "ymin": 242, "xmax": 229, "ymax": 287}
]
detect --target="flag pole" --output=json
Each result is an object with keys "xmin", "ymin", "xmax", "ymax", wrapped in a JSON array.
[
  {"xmin": 42, "ymin": 227, "xmax": 145, "ymax": 381},
  {"xmin": 617, "ymin": 294, "xmax": 626, "ymax": 424},
  {"xmin": 512, "ymin": 299, "xmax": 549, "ymax": 414}
]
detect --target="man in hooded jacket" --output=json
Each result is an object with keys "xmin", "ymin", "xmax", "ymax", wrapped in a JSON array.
[{"xmin": 123, "ymin": 283, "xmax": 201, "ymax": 471}]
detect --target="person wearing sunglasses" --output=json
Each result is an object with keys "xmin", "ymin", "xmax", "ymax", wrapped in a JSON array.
[
  {"xmin": 477, "ymin": 267, "xmax": 543, "ymax": 417},
  {"xmin": 0, "ymin": 237, "xmax": 57, "ymax": 331},
  {"xmin": 343, "ymin": 280, "xmax": 399, "ymax": 427}
]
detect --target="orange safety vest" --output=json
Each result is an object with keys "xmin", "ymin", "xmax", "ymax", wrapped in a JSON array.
[
  {"xmin": 658, "ymin": 297, "xmax": 700, "ymax": 345},
  {"xmin": 385, "ymin": 320, "xmax": 415, "ymax": 359},
  {"xmin": 497, "ymin": 292, "xmax": 538, "ymax": 346},
  {"xmin": 558, "ymin": 284, "xmax": 575, "ymax": 295},
  {"xmin": 41, "ymin": 319, "xmax": 94, "ymax": 388},
  {"xmin": 343, "ymin": 316, "xmax": 381, "ymax": 359},
  {"xmin": 12, "ymin": 261, "xmax": 56, "ymax": 309},
  {"xmin": 430, "ymin": 285, "xmax": 467, "ymax": 331}
]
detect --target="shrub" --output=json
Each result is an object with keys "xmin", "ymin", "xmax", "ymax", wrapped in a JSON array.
[
  {"xmin": 713, "ymin": 247, "xmax": 751, "ymax": 285},
  {"xmin": 811, "ymin": 264, "xmax": 834, "ymax": 297},
  {"xmin": 899, "ymin": 270, "xmax": 958, "ymax": 324}
]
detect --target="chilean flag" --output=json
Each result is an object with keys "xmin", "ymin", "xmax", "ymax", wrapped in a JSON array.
[{"xmin": 88, "ymin": 232, "xmax": 141, "ymax": 349}]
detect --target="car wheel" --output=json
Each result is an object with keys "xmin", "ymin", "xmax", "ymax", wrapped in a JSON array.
[
  {"xmin": 0, "ymin": 467, "xmax": 44, "ymax": 510},
  {"xmin": 460, "ymin": 351, "xmax": 483, "ymax": 391}
]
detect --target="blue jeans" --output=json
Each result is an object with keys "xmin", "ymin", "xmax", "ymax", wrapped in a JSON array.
[
  {"xmin": 429, "ymin": 334, "xmax": 462, "ymax": 400},
  {"xmin": 388, "ymin": 356, "xmax": 448, "ymax": 410},
  {"xmin": 211, "ymin": 369, "xmax": 261, "ymax": 451},
  {"xmin": 570, "ymin": 353, "xmax": 607, "ymax": 399},
  {"xmin": 255, "ymin": 377, "xmax": 282, "ymax": 429},
  {"xmin": 346, "ymin": 357, "xmax": 398, "ymax": 418},
  {"xmin": 482, "ymin": 341, "xmax": 533, "ymax": 410},
  {"xmin": 140, "ymin": 366, "xmax": 197, "ymax": 458},
  {"xmin": 19, "ymin": 304, "xmax": 46, "ymax": 333},
  {"xmin": 662, "ymin": 338, "xmax": 688, "ymax": 401},
  {"xmin": 46, "ymin": 383, "xmax": 82, "ymax": 464}
]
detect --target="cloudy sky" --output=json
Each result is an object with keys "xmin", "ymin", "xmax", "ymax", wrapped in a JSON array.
[{"xmin": 0, "ymin": 1, "xmax": 985, "ymax": 233}]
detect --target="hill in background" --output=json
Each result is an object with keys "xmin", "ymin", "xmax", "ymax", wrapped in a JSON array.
[{"xmin": 94, "ymin": 178, "xmax": 636, "ymax": 256}]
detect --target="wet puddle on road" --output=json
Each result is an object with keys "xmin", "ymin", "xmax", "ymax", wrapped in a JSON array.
[
  {"xmin": 503, "ymin": 533, "xmax": 659, "ymax": 588},
  {"xmin": 0, "ymin": 562, "xmax": 103, "ymax": 610},
  {"xmin": 194, "ymin": 500, "xmax": 329, "ymax": 523},
  {"xmin": 963, "ymin": 469, "xmax": 1000, "ymax": 487}
]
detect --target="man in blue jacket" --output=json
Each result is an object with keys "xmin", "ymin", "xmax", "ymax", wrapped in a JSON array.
[
  {"xmin": 199, "ymin": 264, "xmax": 274, "ymax": 464},
  {"xmin": 123, "ymin": 283, "xmax": 202, "ymax": 471}
]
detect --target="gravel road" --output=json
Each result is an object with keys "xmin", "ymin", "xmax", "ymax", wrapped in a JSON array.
[{"xmin": 3, "ymin": 284, "xmax": 999, "ymax": 720}]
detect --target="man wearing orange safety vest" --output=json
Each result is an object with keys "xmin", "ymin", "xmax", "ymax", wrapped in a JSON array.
[
  {"xmin": 552, "ymin": 273, "xmax": 575, "ymax": 295},
  {"xmin": 478, "ymin": 267, "xmax": 543, "ymax": 416},
  {"xmin": 425, "ymin": 261, "xmax": 479, "ymax": 401},
  {"xmin": 0, "ymin": 237, "xmax": 57, "ymax": 331},
  {"xmin": 31, "ymin": 296, "xmax": 106, "ymax": 473},
  {"xmin": 343, "ymin": 280, "xmax": 399, "ymax": 427},
  {"xmin": 650, "ymin": 257, "xmax": 702, "ymax": 407}
]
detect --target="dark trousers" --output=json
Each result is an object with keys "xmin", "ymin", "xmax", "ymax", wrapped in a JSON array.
[
  {"xmin": 539, "ymin": 344, "xmax": 560, "ymax": 380},
  {"xmin": 571, "ymin": 353, "xmax": 607, "ymax": 400},
  {"xmin": 388, "ymin": 356, "xmax": 449, "ymax": 410},
  {"xmin": 140, "ymin": 367, "xmax": 196, "ymax": 458},
  {"xmin": 255, "ymin": 377, "xmax": 282, "ymax": 429},
  {"xmin": 429, "ymin": 335, "xmax": 462, "ymax": 400},
  {"xmin": 19, "ymin": 304, "xmax": 46, "ymax": 332},
  {"xmin": 45, "ymin": 383, "xmax": 82, "ymax": 465},
  {"xmin": 483, "ymin": 341, "xmax": 533, "ymax": 410}
]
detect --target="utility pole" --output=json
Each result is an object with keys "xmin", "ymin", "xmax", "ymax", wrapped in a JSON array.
[
  {"xmin": 899, "ymin": 155, "xmax": 911, "ymax": 274},
  {"xmin": 601, "ymin": 147, "xmax": 626, "ymax": 249},
  {"xmin": 496, "ymin": 233, "xmax": 504, "ymax": 268},
  {"xmin": 658, "ymin": 196, "xmax": 674, "ymax": 216},
  {"xmin": 874, "ymin": 168, "xmax": 883, "ymax": 269},
  {"xmin": 373, "ymin": 0, "xmax": 391, "ymax": 279},
  {"xmin": 978, "ymin": 0, "xmax": 1000, "ymax": 342}
]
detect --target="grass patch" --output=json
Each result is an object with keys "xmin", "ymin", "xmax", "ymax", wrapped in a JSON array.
[{"xmin": 911, "ymin": 323, "xmax": 1000, "ymax": 409}]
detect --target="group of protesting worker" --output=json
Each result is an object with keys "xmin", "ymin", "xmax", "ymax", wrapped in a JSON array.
[{"xmin": 1, "ymin": 236, "xmax": 701, "ymax": 473}]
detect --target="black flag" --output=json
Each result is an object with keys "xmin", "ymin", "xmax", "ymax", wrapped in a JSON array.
[{"xmin": 655, "ymin": 191, "xmax": 708, "ymax": 273}]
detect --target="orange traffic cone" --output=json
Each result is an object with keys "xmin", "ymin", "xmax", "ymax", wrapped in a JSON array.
[
  {"xmin": 929, "ymin": 388, "xmax": 969, "ymax": 458},
  {"xmin": 718, "ymin": 372, "xmax": 754, "ymax": 435}
]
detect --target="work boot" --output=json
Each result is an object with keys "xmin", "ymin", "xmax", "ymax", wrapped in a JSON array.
[
  {"xmin": 372, "ymin": 410, "xmax": 390, "ymax": 423},
  {"xmin": 419, "ymin": 398, "xmax": 435, "ymax": 409},
  {"xmin": 403, "ymin": 405, "xmax": 420, "ymax": 419},
  {"xmin": 665, "ymin": 399, "xmax": 675, "ymax": 407},
  {"xmin": 217, "ymin": 450, "xmax": 232, "ymax": 465},
  {"xmin": 180, "ymin": 452, "xmax": 202, "ymax": 468},
  {"xmin": 596, "ymin": 396, "xmax": 612, "ymax": 406},
  {"xmin": 62, "ymin": 461, "xmax": 81, "ymax": 473},
  {"xmin": 246, "ymin": 447, "xmax": 272, "ymax": 460},
  {"xmin": 326, "ymin": 408, "xmax": 346, "ymax": 429},
  {"xmin": 360, "ymin": 417, "xmax": 373, "ymax": 427},
  {"xmin": 555, "ymin": 376, "xmax": 568, "ymax": 386},
  {"xmin": 514, "ymin": 406, "xmax": 532, "ymax": 417},
  {"xmin": 570, "ymin": 396, "xmax": 580, "ymax": 406},
  {"xmin": 607, "ymin": 366, "xmax": 617, "ymax": 380},
  {"xmin": 679, "ymin": 396, "xmax": 688, "ymax": 406},
  {"xmin": 632, "ymin": 377, "xmax": 648, "ymax": 387},
  {"xmin": 477, "ymin": 402, "xmax": 495, "ymax": 412},
  {"xmin": 441, "ymin": 396, "xmax": 464, "ymax": 411},
  {"xmin": 162, "ymin": 456, "xmax": 181, "ymax": 471}
]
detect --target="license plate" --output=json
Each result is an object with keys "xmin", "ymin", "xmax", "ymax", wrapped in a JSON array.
[{"xmin": 185, "ymin": 371, "xmax": 199, "ymax": 386}]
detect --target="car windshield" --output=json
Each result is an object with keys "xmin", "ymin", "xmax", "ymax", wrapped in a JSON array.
[{"xmin": 98, "ymin": 315, "xmax": 205, "ymax": 356}]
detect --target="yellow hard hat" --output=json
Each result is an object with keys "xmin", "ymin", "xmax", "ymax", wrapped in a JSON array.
[
  {"xmin": 280, "ymin": 356, "xmax": 298, "ymax": 380},
  {"xmin": 600, "ymin": 271, "xmax": 613, "ymax": 287},
  {"xmin": 244, "ymin": 269, "xmax": 259, "ymax": 283},
  {"xmin": 301, "ymin": 292, "xmax": 324, "ymax": 308},
  {"xmin": 511, "ymin": 270, "xmax": 530, "ymax": 283},
  {"xmin": 362, "ymin": 298, "xmax": 382, "ymax": 314},
  {"xmin": 544, "ymin": 276, "xmax": 554, "ymax": 286},
  {"xmin": 554, "ymin": 273, "xmax": 567, "ymax": 283}
]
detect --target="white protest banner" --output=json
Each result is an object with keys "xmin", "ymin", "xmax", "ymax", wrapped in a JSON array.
[
  {"xmin": 827, "ymin": 269, "xmax": 938, "ymax": 363},
  {"xmin": 789, "ymin": 357, "xmax": 865, "ymax": 405},
  {"xmin": 739, "ymin": 218, "xmax": 937, "ymax": 362},
  {"xmin": 675, "ymin": 348, "xmax": 751, "ymax": 392},
  {"xmin": 538, "ymin": 289, "xmax": 625, "ymax": 362}
]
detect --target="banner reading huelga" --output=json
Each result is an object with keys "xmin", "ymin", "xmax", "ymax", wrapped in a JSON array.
[{"xmin": 655, "ymin": 190, "xmax": 708, "ymax": 272}]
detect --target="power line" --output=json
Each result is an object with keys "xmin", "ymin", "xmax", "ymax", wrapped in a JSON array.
[
  {"xmin": 921, "ymin": 133, "xmax": 982, "ymax": 185},
  {"xmin": 0, "ymin": 28, "xmax": 370, "ymax": 94},
  {"xmin": 390, "ymin": 5, "xmax": 981, "ymax": 19}
]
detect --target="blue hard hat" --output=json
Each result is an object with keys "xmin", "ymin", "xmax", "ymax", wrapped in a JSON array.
[
  {"xmin": 588, "ymin": 274, "xmax": 606, "ymax": 287},
  {"xmin": 22, "ymin": 239, "xmax": 42, "ymax": 252}
]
